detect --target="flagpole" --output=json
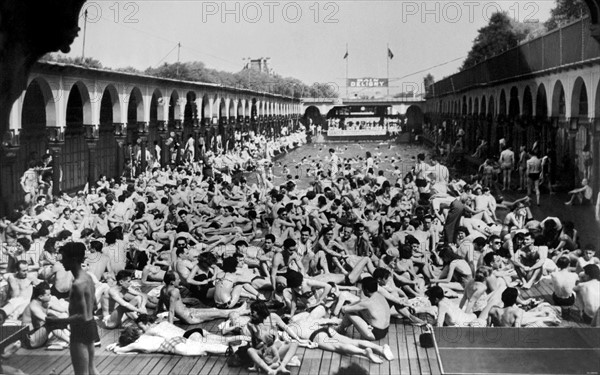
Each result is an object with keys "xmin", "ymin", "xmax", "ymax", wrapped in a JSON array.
[
  {"xmin": 345, "ymin": 43, "xmax": 348, "ymax": 99},
  {"xmin": 82, "ymin": 9, "xmax": 88, "ymax": 60},
  {"xmin": 386, "ymin": 43, "xmax": 389, "ymax": 97}
]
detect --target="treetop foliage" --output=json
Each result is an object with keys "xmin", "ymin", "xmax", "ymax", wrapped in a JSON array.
[{"xmin": 460, "ymin": 1, "xmax": 587, "ymax": 71}]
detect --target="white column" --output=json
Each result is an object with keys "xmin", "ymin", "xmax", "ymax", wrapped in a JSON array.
[
  {"xmin": 177, "ymin": 98, "xmax": 186, "ymax": 121},
  {"xmin": 90, "ymin": 81, "xmax": 101, "ymax": 126},
  {"xmin": 55, "ymin": 77, "xmax": 68, "ymax": 128},
  {"xmin": 9, "ymin": 97, "xmax": 23, "ymax": 131}
]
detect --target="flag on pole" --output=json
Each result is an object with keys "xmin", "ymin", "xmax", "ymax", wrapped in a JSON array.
[
  {"xmin": 388, "ymin": 47, "xmax": 394, "ymax": 59},
  {"xmin": 343, "ymin": 49, "xmax": 348, "ymax": 59}
]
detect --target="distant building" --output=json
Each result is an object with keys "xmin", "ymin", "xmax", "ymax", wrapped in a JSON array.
[{"xmin": 244, "ymin": 57, "xmax": 273, "ymax": 75}]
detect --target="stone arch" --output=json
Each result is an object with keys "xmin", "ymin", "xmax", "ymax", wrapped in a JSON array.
[
  {"xmin": 237, "ymin": 99, "xmax": 244, "ymax": 118},
  {"xmin": 406, "ymin": 105, "xmax": 424, "ymax": 130},
  {"xmin": 595, "ymin": 79, "xmax": 600, "ymax": 118},
  {"xmin": 304, "ymin": 105, "xmax": 323, "ymax": 126},
  {"xmin": 508, "ymin": 86, "xmax": 519, "ymax": 118},
  {"xmin": 481, "ymin": 95, "xmax": 487, "ymax": 115},
  {"xmin": 98, "ymin": 84, "xmax": 121, "ymax": 180},
  {"xmin": 551, "ymin": 80, "xmax": 566, "ymax": 117},
  {"xmin": 218, "ymin": 97, "xmax": 227, "ymax": 119},
  {"xmin": 571, "ymin": 77, "xmax": 589, "ymax": 119},
  {"xmin": 19, "ymin": 79, "xmax": 50, "ymax": 175},
  {"xmin": 536, "ymin": 84, "xmax": 548, "ymax": 118},
  {"xmin": 64, "ymin": 81, "xmax": 91, "ymax": 192},
  {"xmin": 184, "ymin": 91, "xmax": 198, "ymax": 124},
  {"xmin": 22, "ymin": 80, "xmax": 47, "ymax": 131},
  {"xmin": 66, "ymin": 81, "xmax": 92, "ymax": 126},
  {"xmin": 498, "ymin": 89, "xmax": 507, "ymax": 116},
  {"xmin": 522, "ymin": 86, "xmax": 533, "ymax": 117},
  {"xmin": 169, "ymin": 90, "xmax": 181, "ymax": 122},
  {"xmin": 127, "ymin": 86, "xmax": 144, "ymax": 125},
  {"xmin": 251, "ymin": 98, "xmax": 258, "ymax": 118},
  {"xmin": 150, "ymin": 88, "xmax": 164, "ymax": 123},
  {"xmin": 99, "ymin": 84, "xmax": 121, "ymax": 126},
  {"xmin": 229, "ymin": 98, "xmax": 236, "ymax": 118},
  {"xmin": 202, "ymin": 94, "xmax": 211, "ymax": 120},
  {"xmin": 24, "ymin": 76, "xmax": 55, "ymax": 127}
]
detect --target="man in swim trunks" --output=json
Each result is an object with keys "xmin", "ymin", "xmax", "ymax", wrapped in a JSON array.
[
  {"xmin": 46, "ymin": 242, "xmax": 99, "ymax": 375},
  {"xmin": 513, "ymin": 232, "xmax": 547, "ymax": 289},
  {"xmin": 498, "ymin": 145, "xmax": 514, "ymax": 191},
  {"xmin": 526, "ymin": 151, "xmax": 542, "ymax": 206},
  {"xmin": 425, "ymin": 285, "xmax": 484, "ymax": 327},
  {"xmin": 573, "ymin": 264, "xmax": 600, "ymax": 324},
  {"xmin": 336, "ymin": 277, "xmax": 390, "ymax": 341},
  {"xmin": 550, "ymin": 256, "xmax": 578, "ymax": 307},
  {"xmin": 103, "ymin": 270, "xmax": 147, "ymax": 329},
  {"xmin": 157, "ymin": 271, "xmax": 248, "ymax": 325},
  {"xmin": 487, "ymin": 287, "xmax": 524, "ymax": 327}
]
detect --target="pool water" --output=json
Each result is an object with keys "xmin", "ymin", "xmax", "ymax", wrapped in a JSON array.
[{"xmin": 266, "ymin": 140, "xmax": 432, "ymax": 190}]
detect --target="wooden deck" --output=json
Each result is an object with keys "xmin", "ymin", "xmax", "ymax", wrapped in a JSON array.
[{"xmin": 3, "ymin": 276, "xmax": 591, "ymax": 375}]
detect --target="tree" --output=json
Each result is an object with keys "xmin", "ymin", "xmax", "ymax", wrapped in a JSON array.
[
  {"xmin": 545, "ymin": 0, "xmax": 587, "ymax": 31},
  {"xmin": 460, "ymin": 12, "xmax": 547, "ymax": 71},
  {"xmin": 423, "ymin": 74, "xmax": 435, "ymax": 97},
  {"xmin": 461, "ymin": 12, "xmax": 519, "ymax": 70},
  {"xmin": 115, "ymin": 66, "xmax": 143, "ymax": 74},
  {"xmin": 40, "ymin": 54, "xmax": 103, "ymax": 69}
]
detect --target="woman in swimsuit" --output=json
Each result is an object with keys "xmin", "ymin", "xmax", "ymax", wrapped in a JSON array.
[
  {"xmin": 459, "ymin": 267, "xmax": 490, "ymax": 314},
  {"xmin": 186, "ymin": 252, "xmax": 218, "ymax": 304},
  {"xmin": 108, "ymin": 326, "xmax": 230, "ymax": 356},
  {"xmin": 213, "ymin": 257, "xmax": 264, "ymax": 309},
  {"xmin": 245, "ymin": 301, "xmax": 302, "ymax": 375}
]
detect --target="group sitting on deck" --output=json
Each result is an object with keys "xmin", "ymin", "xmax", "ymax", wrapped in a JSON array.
[{"xmin": 1, "ymin": 131, "xmax": 599, "ymax": 375}]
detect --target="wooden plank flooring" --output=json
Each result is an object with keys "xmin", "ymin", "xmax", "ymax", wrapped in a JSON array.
[{"xmin": 3, "ymin": 276, "xmax": 592, "ymax": 375}]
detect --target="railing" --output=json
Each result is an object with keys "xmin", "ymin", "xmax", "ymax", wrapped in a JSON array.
[{"xmin": 430, "ymin": 17, "xmax": 599, "ymax": 97}]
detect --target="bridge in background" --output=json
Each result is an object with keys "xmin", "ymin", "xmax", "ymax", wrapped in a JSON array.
[{"xmin": 300, "ymin": 97, "xmax": 425, "ymax": 130}]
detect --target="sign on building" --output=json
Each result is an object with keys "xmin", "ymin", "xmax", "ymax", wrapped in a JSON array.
[{"xmin": 347, "ymin": 78, "xmax": 388, "ymax": 87}]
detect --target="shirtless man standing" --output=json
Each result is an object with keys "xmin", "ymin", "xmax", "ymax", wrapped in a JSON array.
[
  {"xmin": 46, "ymin": 242, "xmax": 99, "ymax": 375},
  {"xmin": 20, "ymin": 161, "xmax": 39, "ymax": 205},
  {"xmin": 156, "ymin": 271, "xmax": 248, "ymax": 325},
  {"xmin": 336, "ymin": 277, "xmax": 390, "ymax": 341}
]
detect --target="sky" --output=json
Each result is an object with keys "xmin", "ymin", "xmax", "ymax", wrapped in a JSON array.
[{"xmin": 62, "ymin": 0, "xmax": 556, "ymax": 98}]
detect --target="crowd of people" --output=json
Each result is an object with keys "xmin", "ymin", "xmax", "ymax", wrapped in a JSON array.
[
  {"xmin": 1, "ymin": 128, "xmax": 599, "ymax": 375},
  {"xmin": 326, "ymin": 118, "xmax": 403, "ymax": 136}
]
